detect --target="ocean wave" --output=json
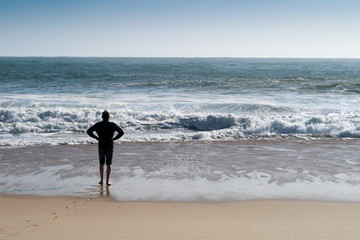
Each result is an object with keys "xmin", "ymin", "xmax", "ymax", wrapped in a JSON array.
[
  {"xmin": 1, "ymin": 105, "xmax": 360, "ymax": 146},
  {"xmin": 179, "ymin": 115, "xmax": 236, "ymax": 131}
]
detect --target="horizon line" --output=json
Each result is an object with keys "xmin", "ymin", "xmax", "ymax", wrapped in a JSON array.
[{"xmin": 1, "ymin": 56, "xmax": 360, "ymax": 59}]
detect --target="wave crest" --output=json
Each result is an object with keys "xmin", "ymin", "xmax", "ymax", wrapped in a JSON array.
[{"xmin": 179, "ymin": 115, "xmax": 236, "ymax": 131}]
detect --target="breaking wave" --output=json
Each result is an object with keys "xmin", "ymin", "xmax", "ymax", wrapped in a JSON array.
[{"xmin": 1, "ymin": 103, "xmax": 360, "ymax": 146}]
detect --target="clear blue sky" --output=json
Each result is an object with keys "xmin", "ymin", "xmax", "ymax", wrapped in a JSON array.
[{"xmin": 1, "ymin": 0, "xmax": 360, "ymax": 57}]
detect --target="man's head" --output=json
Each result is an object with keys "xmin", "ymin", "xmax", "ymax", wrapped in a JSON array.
[{"xmin": 102, "ymin": 110, "xmax": 110, "ymax": 120}]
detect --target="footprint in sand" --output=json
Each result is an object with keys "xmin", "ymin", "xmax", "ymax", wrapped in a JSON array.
[
  {"xmin": 25, "ymin": 219, "xmax": 39, "ymax": 228},
  {"xmin": 51, "ymin": 212, "xmax": 58, "ymax": 221}
]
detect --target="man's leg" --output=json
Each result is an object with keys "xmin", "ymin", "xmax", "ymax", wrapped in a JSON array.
[
  {"xmin": 99, "ymin": 164, "xmax": 104, "ymax": 185},
  {"xmin": 106, "ymin": 164, "xmax": 112, "ymax": 186},
  {"xmin": 98, "ymin": 147, "xmax": 106, "ymax": 185},
  {"xmin": 105, "ymin": 147, "xmax": 113, "ymax": 186}
]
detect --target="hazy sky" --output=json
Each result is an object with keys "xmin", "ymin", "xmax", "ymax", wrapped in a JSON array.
[{"xmin": 1, "ymin": 0, "xmax": 360, "ymax": 58}]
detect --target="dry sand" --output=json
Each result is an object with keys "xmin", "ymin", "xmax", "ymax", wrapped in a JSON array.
[{"xmin": 1, "ymin": 195, "xmax": 360, "ymax": 240}]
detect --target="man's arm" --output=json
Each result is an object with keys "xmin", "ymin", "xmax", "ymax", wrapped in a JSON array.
[
  {"xmin": 112, "ymin": 124, "xmax": 124, "ymax": 141},
  {"xmin": 87, "ymin": 125, "xmax": 99, "ymax": 141}
]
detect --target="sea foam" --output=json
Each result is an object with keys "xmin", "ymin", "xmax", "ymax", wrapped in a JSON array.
[{"xmin": 1, "ymin": 103, "xmax": 360, "ymax": 146}]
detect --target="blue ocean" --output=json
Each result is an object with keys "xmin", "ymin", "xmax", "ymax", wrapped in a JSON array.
[
  {"xmin": 1, "ymin": 57, "xmax": 360, "ymax": 202},
  {"xmin": 1, "ymin": 57, "xmax": 360, "ymax": 146}
]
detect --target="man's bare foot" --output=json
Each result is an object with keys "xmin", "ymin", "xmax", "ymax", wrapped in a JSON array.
[
  {"xmin": 99, "ymin": 181, "xmax": 103, "ymax": 185},
  {"xmin": 106, "ymin": 182, "xmax": 112, "ymax": 186}
]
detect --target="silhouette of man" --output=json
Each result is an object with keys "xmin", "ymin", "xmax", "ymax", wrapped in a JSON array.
[{"xmin": 87, "ymin": 110, "xmax": 124, "ymax": 186}]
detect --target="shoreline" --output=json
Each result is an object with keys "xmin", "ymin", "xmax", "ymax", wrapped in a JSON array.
[
  {"xmin": 2, "ymin": 136, "xmax": 360, "ymax": 147},
  {"xmin": 1, "ymin": 140, "xmax": 360, "ymax": 202},
  {"xmin": 1, "ymin": 194, "xmax": 360, "ymax": 240}
]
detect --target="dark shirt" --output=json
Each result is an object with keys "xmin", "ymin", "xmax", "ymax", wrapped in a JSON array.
[{"xmin": 87, "ymin": 120, "xmax": 124, "ymax": 147}]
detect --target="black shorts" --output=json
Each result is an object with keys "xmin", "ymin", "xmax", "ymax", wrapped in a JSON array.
[{"xmin": 98, "ymin": 146, "xmax": 113, "ymax": 165}]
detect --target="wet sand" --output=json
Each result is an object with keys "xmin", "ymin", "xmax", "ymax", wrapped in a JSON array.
[
  {"xmin": 1, "ymin": 140, "xmax": 360, "ymax": 201},
  {"xmin": 1, "ymin": 194, "xmax": 360, "ymax": 240}
]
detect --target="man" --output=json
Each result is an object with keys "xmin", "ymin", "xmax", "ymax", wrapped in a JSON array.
[{"xmin": 87, "ymin": 110, "xmax": 124, "ymax": 186}]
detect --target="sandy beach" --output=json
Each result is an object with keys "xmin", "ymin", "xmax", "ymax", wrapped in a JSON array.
[{"xmin": 1, "ymin": 195, "xmax": 360, "ymax": 240}]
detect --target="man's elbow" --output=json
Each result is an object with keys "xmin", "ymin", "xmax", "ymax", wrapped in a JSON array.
[{"xmin": 86, "ymin": 129, "xmax": 94, "ymax": 137}]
